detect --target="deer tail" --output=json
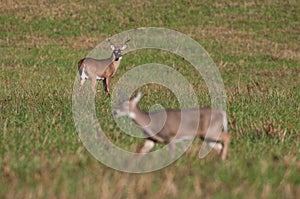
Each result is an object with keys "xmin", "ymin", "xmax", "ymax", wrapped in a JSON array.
[{"xmin": 78, "ymin": 59, "xmax": 84, "ymax": 76}]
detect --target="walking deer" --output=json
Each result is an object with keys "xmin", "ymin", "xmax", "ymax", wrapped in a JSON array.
[
  {"xmin": 77, "ymin": 39, "xmax": 130, "ymax": 95},
  {"xmin": 113, "ymin": 92, "xmax": 231, "ymax": 160}
]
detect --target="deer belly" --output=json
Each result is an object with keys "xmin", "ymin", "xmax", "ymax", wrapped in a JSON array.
[{"xmin": 80, "ymin": 68, "xmax": 104, "ymax": 80}]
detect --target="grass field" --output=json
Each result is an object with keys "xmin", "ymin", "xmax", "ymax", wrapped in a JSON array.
[{"xmin": 0, "ymin": 0, "xmax": 299, "ymax": 198}]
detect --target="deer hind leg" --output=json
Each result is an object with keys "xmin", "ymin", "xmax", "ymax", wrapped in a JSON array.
[
  {"xmin": 78, "ymin": 78, "xmax": 86, "ymax": 92},
  {"xmin": 139, "ymin": 140, "xmax": 155, "ymax": 154},
  {"xmin": 90, "ymin": 79, "xmax": 97, "ymax": 95}
]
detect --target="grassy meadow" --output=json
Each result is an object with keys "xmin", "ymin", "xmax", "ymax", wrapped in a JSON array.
[{"xmin": 0, "ymin": 0, "xmax": 299, "ymax": 198}]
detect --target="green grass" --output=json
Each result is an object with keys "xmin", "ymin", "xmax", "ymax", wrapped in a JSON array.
[{"xmin": 0, "ymin": 0, "xmax": 299, "ymax": 198}]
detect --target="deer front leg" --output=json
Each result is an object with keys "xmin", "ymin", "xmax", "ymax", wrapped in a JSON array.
[
  {"xmin": 168, "ymin": 142, "xmax": 176, "ymax": 158},
  {"xmin": 207, "ymin": 141, "xmax": 223, "ymax": 155},
  {"xmin": 139, "ymin": 140, "xmax": 155, "ymax": 154},
  {"xmin": 102, "ymin": 78, "xmax": 107, "ymax": 92},
  {"xmin": 105, "ymin": 77, "xmax": 110, "ymax": 93},
  {"xmin": 219, "ymin": 133, "xmax": 231, "ymax": 160}
]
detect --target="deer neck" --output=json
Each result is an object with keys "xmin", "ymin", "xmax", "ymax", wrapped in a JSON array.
[
  {"xmin": 131, "ymin": 105, "xmax": 151, "ymax": 128},
  {"xmin": 113, "ymin": 58, "xmax": 121, "ymax": 69},
  {"xmin": 107, "ymin": 53, "xmax": 121, "ymax": 76}
]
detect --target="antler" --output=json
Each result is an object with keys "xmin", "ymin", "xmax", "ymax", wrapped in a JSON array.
[
  {"xmin": 124, "ymin": 38, "xmax": 130, "ymax": 44},
  {"xmin": 107, "ymin": 38, "xmax": 114, "ymax": 45}
]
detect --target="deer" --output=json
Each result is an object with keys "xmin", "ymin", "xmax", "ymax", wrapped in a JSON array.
[
  {"xmin": 113, "ymin": 92, "xmax": 231, "ymax": 160},
  {"xmin": 77, "ymin": 39, "xmax": 130, "ymax": 95}
]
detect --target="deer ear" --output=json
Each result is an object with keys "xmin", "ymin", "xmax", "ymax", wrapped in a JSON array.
[
  {"xmin": 110, "ymin": 45, "xmax": 115, "ymax": 50},
  {"xmin": 133, "ymin": 92, "xmax": 142, "ymax": 104},
  {"xmin": 120, "ymin": 44, "xmax": 127, "ymax": 50}
]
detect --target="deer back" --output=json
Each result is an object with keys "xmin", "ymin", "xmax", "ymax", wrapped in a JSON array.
[{"xmin": 79, "ymin": 57, "xmax": 113, "ymax": 78}]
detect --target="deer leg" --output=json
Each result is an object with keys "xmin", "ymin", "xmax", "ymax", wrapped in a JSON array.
[
  {"xmin": 90, "ymin": 79, "xmax": 97, "ymax": 95},
  {"xmin": 207, "ymin": 141, "xmax": 223, "ymax": 155},
  {"xmin": 105, "ymin": 78, "xmax": 110, "ymax": 93},
  {"xmin": 168, "ymin": 142, "xmax": 176, "ymax": 158},
  {"xmin": 78, "ymin": 78, "xmax": 85, "ymax": 92},
  {"xmin": 218, "ymin": 133, "xmax": 231, "ymax": 160},
  {"xmin": 102, "ymin": 78, "xmax": 107, "ymax": 92},
  {"xmin": 139, "ymin": 140, "xmax": 155, "ymax": 153}
]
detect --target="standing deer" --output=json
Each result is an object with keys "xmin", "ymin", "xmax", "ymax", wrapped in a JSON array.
[
  {"xmin": 113, "ymin": 92, "xmax": 231, "ymax": 160},
  {"xmin": 77, "ymin": 39, "xmax": 130, "ymax": 95}
]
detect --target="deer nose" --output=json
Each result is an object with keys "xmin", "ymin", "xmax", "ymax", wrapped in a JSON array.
[{"xmin": 112, "ymin": 110, "xmax": 117, "ymax": 116}]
